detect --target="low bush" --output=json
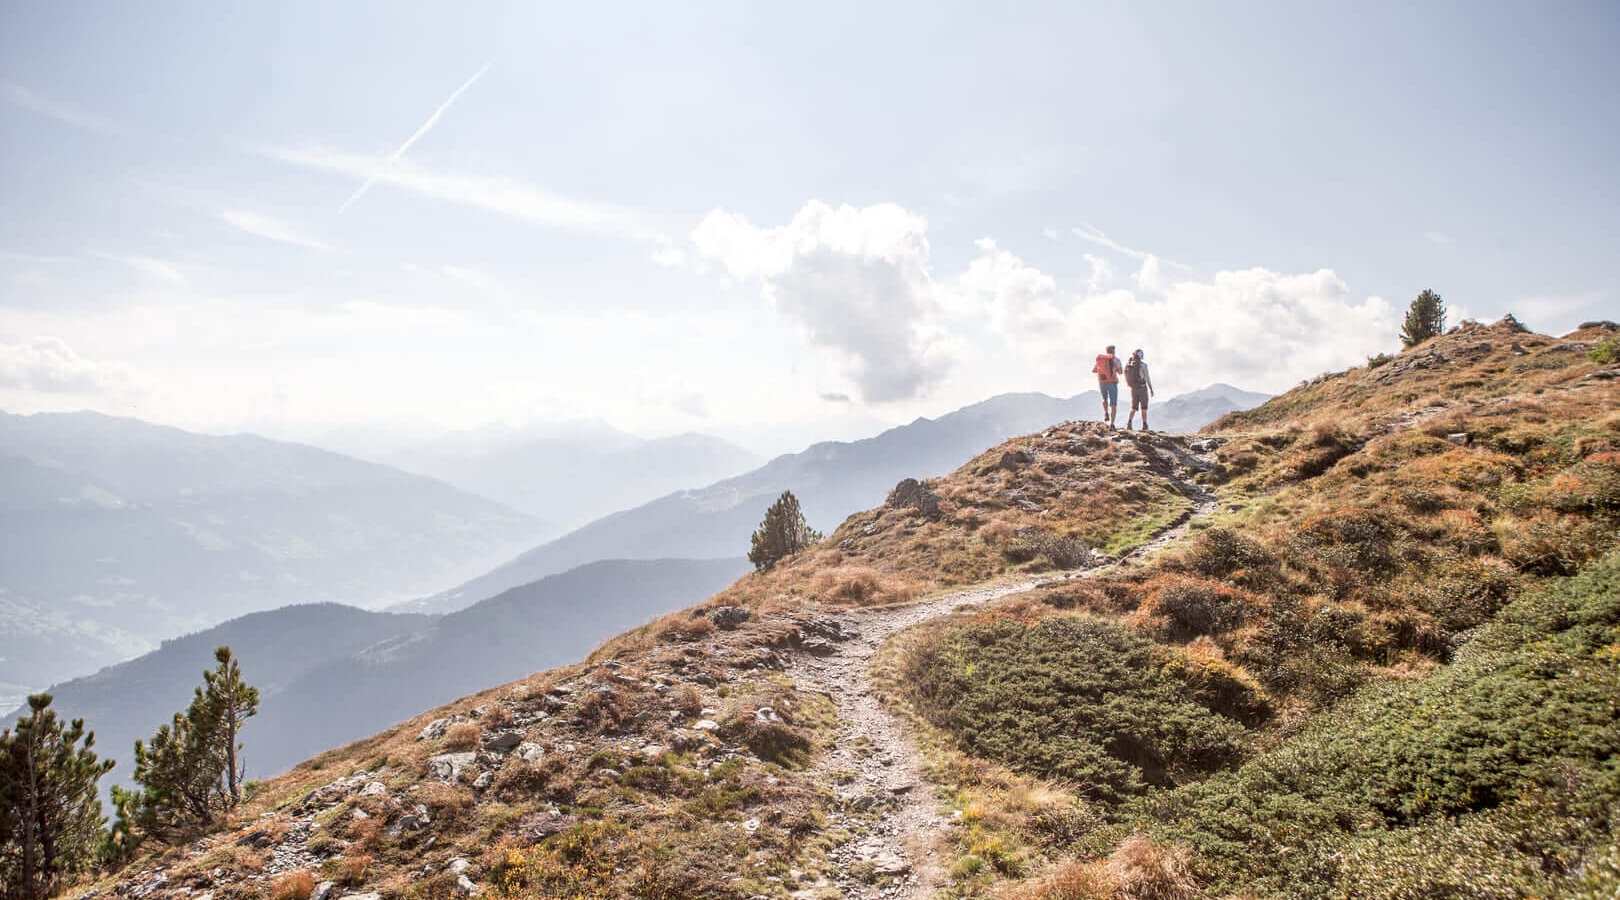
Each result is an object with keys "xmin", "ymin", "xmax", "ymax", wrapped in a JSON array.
[
  {"xmin": 1132, "ymin": 553, "xmax": 1620, "ymax": 898},
  {"xmin": 900, "ymin": 614, "xmax": 1247, "ymax": 803}
]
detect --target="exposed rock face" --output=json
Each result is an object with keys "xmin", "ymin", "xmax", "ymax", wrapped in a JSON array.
[
  {"xmin": 706, "ymin": 605, "xmax": 751, "ymax": 629},
  {"xmin": 885, "ymin": 478, "xmax": 941, "ymax": 520},
  {"xmin": 998, "ymin": 449, "xmax": 1034, "ymax": 471},
  {"xmin": 482, "ymin": 732, "xmax": 523, "ymax": 752},
  {"xmin": 427, "ymin": 752, "xmax": 477, "ymax": 782}
]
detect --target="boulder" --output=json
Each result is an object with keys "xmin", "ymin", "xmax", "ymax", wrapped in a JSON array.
[
  {"xmin": 455, "ymin": 875, "xmax": 480, "ymax": 896},
  {"xmin": 884, "ymin": 478, "xmax": 941, "ymax": 520},
  {"xmin": 514, "ymin": 741, "xmax": 545, "ymax": 764},
  {"xmin": 417, "ymin": 717, "xmax": 454, "ymax": 741},
  {"xmin": 357, "ymin": 781, "xmax": 388, "ymax": 798},
  {"xmin": 310, "ymin": 882, "xmax": 336, "ymax": 900},
  {"xmin": 998, "ymin": 449, "xmax": 1034, "ymax": 470},
  {"xmin": 482, "ymin": 732, "xmax": 523, "ymax": 753},
  {"xmin": 446, "ymin": 859, "xmax": 472, "ymax": 875},
  {"xmin": 707, "ymin": 606, "xmax": 751, "ymax": 629},
  {"xmin": 427, "ymin": 752, "xmax": 477, "ymax": 782}
]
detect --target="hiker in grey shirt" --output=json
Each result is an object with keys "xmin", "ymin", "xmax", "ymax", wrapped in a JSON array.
[{"xmin": 1124, "ymin": 349, "xmax": 1154, "ymax": 431}]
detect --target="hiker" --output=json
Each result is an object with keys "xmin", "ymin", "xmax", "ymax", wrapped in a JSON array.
[
  {"xmin": 1124, "ymin": 348, "xmax": 1155, "ymax": 431},
  {"xmin": 1092, "ymin": 344, "xmax": 1123, "ymax": 427}
]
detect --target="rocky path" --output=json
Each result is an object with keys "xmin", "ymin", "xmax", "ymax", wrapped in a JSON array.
[{"xmin": 790, "ymin": 462, "xmax": 1219, "ymax": 899}]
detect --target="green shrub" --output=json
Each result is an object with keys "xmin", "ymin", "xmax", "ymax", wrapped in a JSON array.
[
  {"xmin": 900, "ymin": 615, "xmax": 1247, "ymax": 803},
  {"xmin": 1589, "ymin": 335, "xmax": 1619, "ymax": 364},
  {"xmin": 1133, "ymin": 552, "xmax": 1620, "ymax": 898}
]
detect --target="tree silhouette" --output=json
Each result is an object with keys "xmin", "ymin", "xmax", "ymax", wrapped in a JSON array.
[
  {"xmin": 1401, "ymin": 289, "xmax": 1447, "ymax": 348},
  {"xmin": 121, "ymin": 647, "xmax": 258, "ymax": 842},
  {"xmin": 748, "ymin": 491, "xmax": 821, "ymax": 571},
  {"xmin": 0, "ymin": 694, "xmax": 115, "ymax": 900}
]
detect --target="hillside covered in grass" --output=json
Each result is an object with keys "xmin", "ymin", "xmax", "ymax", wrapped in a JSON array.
[{"xmin": 75, "ymin": 317, "xmax": 1619, "ymax": 900}]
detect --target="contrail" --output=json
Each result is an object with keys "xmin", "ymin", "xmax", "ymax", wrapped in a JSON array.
[{"xmin": 338, "ymin": 59, "xmax": 494, "ymax": 214}]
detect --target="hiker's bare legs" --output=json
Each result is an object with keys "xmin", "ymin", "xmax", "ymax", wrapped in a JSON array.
[{"xmin": 1126, "ymin": 409, "xmax": 1137, "ymax": 429}]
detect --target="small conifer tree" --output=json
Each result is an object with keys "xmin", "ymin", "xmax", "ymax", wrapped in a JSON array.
[
  {"xmin": 121, "ymin": 647, "xmax": 258, "ymax": 842},
  {"xmin": 0, "ymin": 694, "xmax": 115, "ymax": 900},
  {"xmin": 1400, "ymin": 289, "xmax": 1447, "ymax": 348},
  {"xmin": 748, "ymin": 490, "xmax": 822, "ymax": 571}
]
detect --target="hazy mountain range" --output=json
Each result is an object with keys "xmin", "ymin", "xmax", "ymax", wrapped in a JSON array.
[
  {"xmin": 406, "ymin": 384, "xmax": 1269, "ymax": 614},
  {"xmin": 4, "ymin": 382, "xmax": 1262, "ymax": 790},
  {"xmin": 344, "ymin": 420, "xmax": 761, "ymax": 534},
  {"xmin": 0, "ymin": 410, "xmax": 545, "ymax": 702}
]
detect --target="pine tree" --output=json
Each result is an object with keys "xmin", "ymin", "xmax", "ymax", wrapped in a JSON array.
[
  {"xmin": 121, "ymin": 647, "xmax": 258, "ymax": 842},
  {"xmin": 747, "ymin": 491, "xmax": 822, "ymax": 571},
  {"xmin": 1401, "ymin": 289, "xmax": 1447, "ymax": 348},
  {"xmin": 0, "ymin": 694, "xmax": 115, "ymax": 900},
  {"xmin": 204, "ymin": 648, "xmax": 257, "ymax": 808}
]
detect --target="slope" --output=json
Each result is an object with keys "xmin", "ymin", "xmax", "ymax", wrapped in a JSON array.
[
  {"xmin": 86, "ymin": 320, "xmax": 1617, "ymax": 900},
  {"xmin": 246, "ymin": 557, "xmax": 751, "ymax": 781},
  {"xmin": 0, "ymin": 410, "xmax": 545, "ymax": 694},
  {"xmin": 4, "ymin": 603, "xmax": 433, "ymax": 802},
  {"xmin": 411, "ymin": 386, "xmax": 1263, "ymax": 614}
]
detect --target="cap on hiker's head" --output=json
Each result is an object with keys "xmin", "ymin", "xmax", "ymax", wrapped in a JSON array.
[
  {"xmin": 1106, "ymin": 344, "xmax": 1116, "ymax": 353},
  {"xmin": 1133, "ymin": 349, "xmax": 1144, "ymax": 360}
]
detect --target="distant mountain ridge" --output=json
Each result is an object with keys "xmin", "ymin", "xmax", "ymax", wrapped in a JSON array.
[
  {"xmin": 0, "ymin": 410, "xmax": 545, "ymax": 698},
  {"xmin": 0, "ymin": 603, "xmax": 433, "ymax": 803},
  {"xmin": 8, "ymin": 558, "xmax": 748, "ymax": 792},
  {"xmin": 335, "ymin": 420, "xmax": 760, "ymax": 534},
  {"xmin": 408, "ymin": 385, "xmax": 1267, "ymax": 614}
]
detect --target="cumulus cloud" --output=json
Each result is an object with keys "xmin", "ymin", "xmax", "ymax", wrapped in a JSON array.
[
  {"xmin": 0, "ymin": 336, "xmax": 144, "ymax": 394},
  {"xmin": 956, "ymin": 240, "xmax": 1395, "ymax": 393},
  {"xmin": 689, "ymin": 201, "xmax": 957, "ymax": 403}
]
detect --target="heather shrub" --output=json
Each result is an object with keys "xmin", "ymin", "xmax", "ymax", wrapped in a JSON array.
[
  {"xmin": 1180, "ymin": 527, "xmax": 1275, "ymax": 580},
  {"xmin": 1146, "ymin": 577, "xmax": 1248, "ymax": 641},
  {"xmin": 900, "ymin": 615, "xmax": 1246, "ymax": 803},
  {"xmin": 1133, "ymin": 553, "xmax": 1620, "ymax": 898}
]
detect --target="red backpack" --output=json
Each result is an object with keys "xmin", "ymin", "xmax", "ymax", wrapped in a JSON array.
[{"xmin": 1092, "ymin": 354, "xmax": 1119, "ymax": 382}]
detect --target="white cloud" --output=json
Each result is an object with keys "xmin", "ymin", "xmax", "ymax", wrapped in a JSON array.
[
  {"xmin": 0, "ymin": 81, "xmax": 114, "ymax": 133},
  {"xmin": 651, "ymin": 234, "xmax": 687, "ymax": 268},
  {"xmin": 1071, "ymin": 224, "xmax": 1194, "ymax": 272},
  {"xmin": 259, "ymin": 145, "xmax": 654, "ymax": 238},
  {"xmin": 0, "ymin": 336, "xmax": 143, "ymax": 394},
  {"xmin": 1042, "ymin": 228, "xmax": 1059, "ymax": 240},
  {"xmin": 219, "ymin": 209, "xmax": 338, "ymax": 253},
  {"xmin": 1425, "ymin": 231, "xmax": 1455, "ymax": 245},
  {"xmin": 93, "ymin": 253, "xmax": 190, "ymax": 287},
  {"xmin": 689, "ymin": 201, "xmax": 957, "ymax": 403},
  {"xmin": 1134, "ymin": 254, "xmax": 1170, "ymax": 293},
  {"xmin": 1083, "ymin": 253, "xmax": 1114, "ymax": 292},
  {"xmin": 957, "ymin": 240, "xmax": 1396, "ymax": 394}
]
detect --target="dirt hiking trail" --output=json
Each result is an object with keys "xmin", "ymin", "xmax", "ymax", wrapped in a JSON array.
[{"xmin": 786, "ymin": 438, "xmax": 1219, "ymax": 899}]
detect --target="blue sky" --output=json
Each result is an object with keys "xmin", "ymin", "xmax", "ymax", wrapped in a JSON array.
[{"xmin": 1, "ymin": 1, "xmax": 1615, "ymax": 455}]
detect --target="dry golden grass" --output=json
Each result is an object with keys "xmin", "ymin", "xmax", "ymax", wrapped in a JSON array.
[
  {"xmin": 442, "ymin": 721, "xmax": 482, "ymax": 750},
  {"xmin": 269, "ymin": 870, "xmax": 315, "ymax": 900}
]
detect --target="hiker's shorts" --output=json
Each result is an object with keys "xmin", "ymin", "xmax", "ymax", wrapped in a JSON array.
[
  {"xmin": 1099, "ymin": 381, "xmax": 1118, "ymax": 406},
  {"xmin": 1130, "ymin": 386, "xmax": 1149, "ymax": 411}
]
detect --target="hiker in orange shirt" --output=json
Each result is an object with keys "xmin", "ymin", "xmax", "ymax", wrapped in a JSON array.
[{"xmin": 1092, "ymin": 344, "xmax": 1123, "ymax": 428}]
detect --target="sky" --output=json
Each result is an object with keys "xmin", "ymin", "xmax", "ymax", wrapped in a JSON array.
[{"xmin": 1, "ymin": 1, "xmax": 1616, "ymax": 457}]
